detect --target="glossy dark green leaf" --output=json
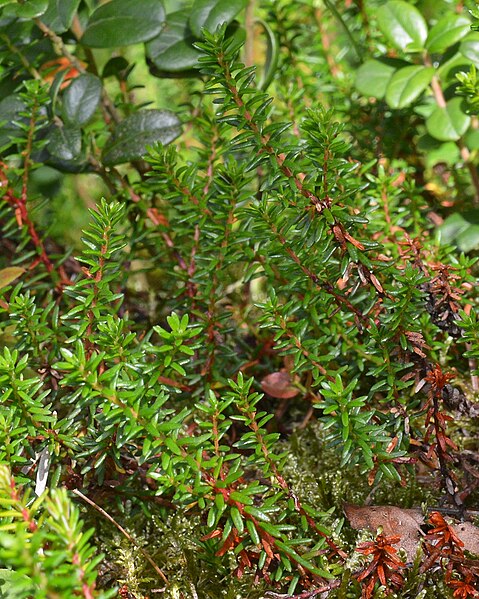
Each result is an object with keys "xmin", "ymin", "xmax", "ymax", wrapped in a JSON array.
[
  {"xmin": 376, "ymin": 0, "xmax": 427, "ymax": 52},
  {"xmin": 379, "ymin": 462, "xmax": 401, "ymax": 482},
  {"xmin": 81, "ymin": 0, "xmax": 165, "ymax": 48},
  {"xmin": 246, "ymin": 519, "xmax": 261, "ymax": 545},
  {"xmin": 230, "ymin": 506, "xmax": 244, "ymax": 533},
  {"xmin": 102, "ymin": 56, "xmax": 131, "ymax": 79},
  {"xmin": 3, "ymin": 0, "xmax": 48, "ymax": 18},
  {"xmin": 244, "ymin": 505, "xmax": 271, "ymax": 522},
  {"xmin": 41, "ymin": 0, "xmax": 80, "ymax": 32},
  {"xmin": 385, "ymin": 65, "xmax": 434, "ymax": 108},
  {"xmin": 355, "ymin": 59, "xmax": 397, "ymax": 99},
  {"xmin": 102, "ymin": 109, "xmax": 181, "ymax": 166},
  {"xmin": 426, "ymin": 97, "xmax": 471, "ymax": 141},
  {"xmin": 440, "ymin": 211, "xmax": 479, "ymax": 252},
  {"xmin": 58, "ymin": 0, "xmax": 80, "ymax": 27},
  {"xmin": 146, "ymin": 10, "xmax": 202, "ymax": 73},
  {"xmin": 62, "ymin": 73, "xmax": 102, "ymax": 126},
  {"xmin": 48, "ymin": 125, "xmax": 82, "ymax": 161},
  {"xmin": 48, "ymin": 70, "xmax": 70, "ymax": 121},
  {"xmin": 460, "ymin": 32, "xmax": 479, "ymax": 64},
  {"xmin": 425, "ymin": 14, "xmax": 470, "ymax": 53},
  {"xmin": 0, "ymin": 94, "xmax": 26, "ymax": 150},
  {"xmin": 189, "ymin": 0, "xmax": 247, "ymax": 38}
]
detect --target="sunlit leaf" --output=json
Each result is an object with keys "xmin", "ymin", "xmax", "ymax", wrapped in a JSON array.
[
  {"xmin": 385, "ymin": 65, "xmax": 434, "ymax": 108},
  {"xmin": 425, "ymin": 14, "xmax": 470, "ymax": 54},
  {"xmin": 376, "ymin": 0, "xmax": 427, "ymax": 52},
  {"xmin": 426, "ymin": 97, "xmax": 470, "ymax": 141}
]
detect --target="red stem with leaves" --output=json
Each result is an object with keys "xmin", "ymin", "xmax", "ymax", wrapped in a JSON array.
[
  {"xmin": 424, "ymin": 365, "xmax": 460, "ymax": 507},
  {"xmin": 1, "ymin": 95, "xmax": 71, "ymax": 289}
]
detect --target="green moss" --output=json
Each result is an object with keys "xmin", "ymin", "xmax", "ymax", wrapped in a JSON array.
[{"xmin": 93, "ymin": 509, "xmax": 268, "ymax": 598}]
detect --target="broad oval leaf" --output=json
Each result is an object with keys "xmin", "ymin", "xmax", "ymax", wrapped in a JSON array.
[
  {"xmin": 189, "ymin": 0, "xmax": 247, "ymax": 38},
  {"xmin": 425, "ymin": 14, "xmax": 470, "ymax": 54},
  {"xmin": 102, "ymin": 110, "xmax": 182, "ymax": 166},
  {"xmin": 41, "ymin": 0, "xmax": 81, "ymax": 33},
  {"xmin": 102, "ymin": 56, "xmax": 130, "ymax": 79},
  {"xmin": 50, "ymin": 69, "xmax": 70, "ymax": 115},
  {"xmin": 0, "ymin": 267, "xmax": 25, "ymax": 289},
  {"xmin": 81, "ymin": 0, "xmax": 165, "ymax": 48},
  {"xmin": 385, "ymin": 65, "xmax": 434, "ymax": 109},
  {"xmin": 355, "ymin": 59, "xmax": 398, "ymax": 99},
  {"xmin": 58, "ymin": 0, "xmax": 80, "ymax": 28},
  {"xmin": 376, "ymin": 0, "xmax": 427, "ymax": 52},
  {"xmin": 440, "ymin": 211, "xmax": 479, "ymax": 252},
  {"xmin": 426, "ymin": 97, "xmax": 471, "ymax": 141},
  {"xmin": 460, "ymin": 32, "xmax": 479, "ymax": 64},
  {"xmin": 0, "ymin": 94, "xmax": 26, "ymax": 150},
  {"xmin": 146, "ymin": 10, "xmax": 202, "ymax": 73},
  {"xmin": 48, "ymin": 125, "xmax": 82, "ymax": 161},
  {"xmin": 62, "ymin": 73, "xmax": 102, "ymax": 126},
  {"xmin": 3, "ymin": 0, "xmax": 48, "ymax": 18},
  {"xmin": 417, "ymin": 134, "xmax": 460, "ymax": 168}
]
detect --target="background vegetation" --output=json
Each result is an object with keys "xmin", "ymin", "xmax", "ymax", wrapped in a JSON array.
[{"xmin": 1, "ymin": 0, "xmax": 479, "ymax": 597}]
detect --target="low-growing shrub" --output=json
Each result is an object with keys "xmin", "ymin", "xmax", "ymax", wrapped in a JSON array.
[{"xmin": 1, "ymin": 1, "xmax": 479, "ymax": 597}]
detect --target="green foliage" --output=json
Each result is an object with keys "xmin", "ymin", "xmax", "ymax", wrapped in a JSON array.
[
  {"xmin": 355, "ymin": 0, "xmax": 475, "ymax": 148},
  {"xmin": 81, "ymin": 0, "xmax": 166, "ymax": 48},
  {"xmin": 1, "ymin": 1, "xmax": 479, "ymax": 598},
  {"xmin": 0, "ymin": 464, "xmax": 113, "ymax": 598}
]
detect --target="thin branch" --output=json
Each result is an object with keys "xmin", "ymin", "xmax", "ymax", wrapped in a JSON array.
[
  {"xmin": 264, "ymin": 211, "xmax": 366, "ymax": 323},
  {"xmin": 219, "ymin": 55, "xmax": 330, "ymax": 213},
  {"xmin": 72, "ymin": 489, "xmax": 169, "ymax": 585}
]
